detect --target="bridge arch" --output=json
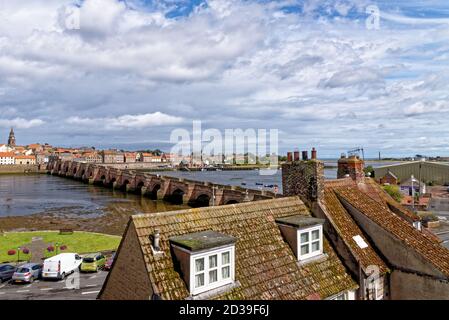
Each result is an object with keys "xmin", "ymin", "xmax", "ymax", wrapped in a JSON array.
[
  {"xmin": 189, "ymin": 194, "xmax": 211, "ymax": 208},
  {"xmin": 135, "ymin": 181, "xmax": 145, "ymax": 194},
  {"xmin": 119, "ymin": 179, "xmax": 130, "ymax": 191},
  {"xmin": 166, "ymin": 188, "xmax": 185, "ymax": 204},
  {"xmin": 148, "ymin": 184, "xmax": 161, "ymax": 200}
]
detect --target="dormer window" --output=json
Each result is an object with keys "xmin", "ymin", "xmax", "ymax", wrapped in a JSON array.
[
  {"xmin": 276, "ymin": 215, "xmax": 325, "ymax": 262},
  {"xmin": 170, "ymin": 230, "xmax": 236, "ymax": 296}
]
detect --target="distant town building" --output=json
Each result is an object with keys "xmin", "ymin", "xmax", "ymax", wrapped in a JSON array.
[
  {"xmin": 400, "ymin": 176, "xmax": 426, "ymax": 196},
  {"xmin": 14, "ymin": 155, "xmax": 36, "ymax": 165},
  {"xmin": 0, "ymin": 152, "xmax": 15, "ymax": 165},
  {"xmin": 138, "ymin": 152, "xmax": 161, "ymax": 163},
  {"xmin": 101, "ymin": 150, "xmax": 125, "ymax": 164},
  {"xmin": 375, "ymin": 161, "xmax": 449, "ymax": 186},
  {"xmin": 124, "ymin": 152, "xmax": 137, "ymax": 163},
  {"xmin": 379, "ymin": 170, "xmax": 398, "ymax": 185},
  {"xmin": 0, "ymin": 144, "xmax": 13, "ymax": 152},
  {"xmin": 35, "ymin": 152, "xmax": 49, "ymax": 165},
  {"xmin": 7, "ymin": 128, "xmax": 16, "ymax": 147}
]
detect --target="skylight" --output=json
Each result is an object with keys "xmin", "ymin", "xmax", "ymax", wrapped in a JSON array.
[{"xmin": 353, "ymin": 235, "xmax": 368, "ymax": 249}]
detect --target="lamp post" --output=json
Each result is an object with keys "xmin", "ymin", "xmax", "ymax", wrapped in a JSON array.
[
  {"xmin": 411, "ymin": 175, "xmax": 415, "ymax": 211},
  {"xmin": 17, "ymin": 247, "xmax": 20, "ymax": 264}
]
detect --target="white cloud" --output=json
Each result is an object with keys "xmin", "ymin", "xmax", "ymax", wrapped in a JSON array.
[
  {"xmin": 0, "ymin": 0, "xmax": 448, "ymax": 156},
  {"xmin": 66, "ymin": 112, "xmax": 184, "ymax": 129},
  {"xmin": 0, "ymin": 118, "xmax": 45, "ymax": 129}
]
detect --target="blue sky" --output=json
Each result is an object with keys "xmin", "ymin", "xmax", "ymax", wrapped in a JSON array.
[{"xmin": 1, "ymin": 0, "xmax": 449, "ymax": 157}]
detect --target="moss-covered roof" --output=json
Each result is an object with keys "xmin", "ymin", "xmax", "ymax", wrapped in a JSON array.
[
  {"xmin": 169, "ymin": 230, "xmax": 236, "ymax": 252},
  {"xmin": 130, "ymin": 197, "xmax": 358, "ymax": 300},
  {"xmin": 275, "ymin": 215, "xmax": 324, "ymax": 229}
]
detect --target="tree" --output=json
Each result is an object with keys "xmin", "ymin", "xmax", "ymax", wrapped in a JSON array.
[
  {"xmin": 364, "ymin": 165, "xmax": 375, "ymax": 178},
  {"xmin": 383, "ymin": 185, "xmax": 403, "ymax": 203}
]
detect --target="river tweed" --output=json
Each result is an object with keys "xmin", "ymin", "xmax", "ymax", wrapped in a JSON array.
[
  {"xmin": 0, "ymin": 161, "xmax": 395, "ymax": 235},
  {"xmin": 0, "ymin": 174, "xmax": 187, "ymax": 235}
]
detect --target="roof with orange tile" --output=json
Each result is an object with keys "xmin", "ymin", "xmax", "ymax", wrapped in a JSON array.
[
  {"xmin": 360, "ymin": 178, "xmax": 420, "ymax": 222},
  {"xmin": 335, "ymin": 186, "xmax": 449, "ymax": 278},
  {"xmin": 15, "ymin": 155, "xmax": 35, "ymax": 159},
  {"xmin": 0, "ymin": 152, "xmax": 15, "ymax": 157},
  {"xmin": 129, "ymin": 197, "xmax": 357, "ymax": 300}
]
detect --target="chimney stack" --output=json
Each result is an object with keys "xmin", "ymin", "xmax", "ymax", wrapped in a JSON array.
[
  {"xmin": 287, "ymin": 152, "xmax": 293, "ymax": 162},
  {"xmin": 311, "ymin": 148, "xmax": 317, "ymax": 160},
  {"xmin": 294, "ymin": 151, "xmax": 300, "ymax": 161},
  {"xmin": 302, "ymin": 151, "xmax": 308, "ymax": 161}
]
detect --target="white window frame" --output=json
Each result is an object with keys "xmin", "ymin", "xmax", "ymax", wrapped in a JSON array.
[
  {"xmin": 297, "ymin": 225, "xmax": 323, "ymax": 261},
  {"xmin": 189, "ymin": 245, "xmax": 235, "ymax": 295}
]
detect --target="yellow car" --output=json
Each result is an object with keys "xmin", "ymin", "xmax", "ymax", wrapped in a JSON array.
[{"xmin": 80, "ymin": 253, "xmax": 106, "ymax": 272}]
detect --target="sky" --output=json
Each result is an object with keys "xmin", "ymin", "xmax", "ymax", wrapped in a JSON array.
[{"xmin": 1, "ymin": 0, "xmax": 449, "ymax": 158}]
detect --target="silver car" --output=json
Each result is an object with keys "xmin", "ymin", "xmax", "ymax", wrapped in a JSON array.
[{"xmin": 12, "ymin": 263, "xmax": 42, "ymax": 283}]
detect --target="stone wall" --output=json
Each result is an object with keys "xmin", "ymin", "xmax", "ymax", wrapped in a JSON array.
[
  {"xmin": 99, "ymin": 221, "xmax": 153, "ymax": 300},
  {"xmin": 282, "ymin": 160, "xmax": 324, "ymax": 206},
  {"xmin": 0, "ymin": 164, "xmax": 42, "ymax": 174}
]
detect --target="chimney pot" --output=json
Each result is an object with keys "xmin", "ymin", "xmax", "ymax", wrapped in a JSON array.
[
  {"xmin": 287, "ymin": 152, "xmax": 293, "ymax": 162},
  {"xmin": 311, "ymin": 148, "xmax": 317, "ymax": 160},
  {"xmin": 294, "ymin": 151, "xmax": 300, "ymax": 161},
  {"xmin": 302, "ymin": 151, "xmax": 308, "ymax": 161}
]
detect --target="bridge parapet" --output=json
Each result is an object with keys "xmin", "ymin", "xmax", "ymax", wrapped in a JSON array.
[{"xmin": 47, "ymin": 160, "xmax": 279, "ymax": 206}]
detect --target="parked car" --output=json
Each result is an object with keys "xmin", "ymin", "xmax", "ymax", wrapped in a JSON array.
[
  {"xmin": 80, "ymin": 253, "xmax": 106, "ymax": 272},
  {"xmin": 104, "ymin": 253, "xmax": 115, "ymax": 271},
  {"xmin": 12, "ymin": 263, "xmax": 42, "ymax": 283},
  {"xmin": 0, "ymin": 264, "xmax": 16, "ymax": 283},
  {"xmin": 42, "ymin": 253, "xmax": 82, "ymax": 280}
]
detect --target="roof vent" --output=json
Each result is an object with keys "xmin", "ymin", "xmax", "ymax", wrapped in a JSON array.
[{"xmin": 152, "ymin": 229, "xmax": 161, "ymax": 251}]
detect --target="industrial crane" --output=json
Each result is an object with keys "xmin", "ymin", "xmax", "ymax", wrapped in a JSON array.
[{"xmin": 348, "ymin": 147, "xmax": 365, "ymax": 161}]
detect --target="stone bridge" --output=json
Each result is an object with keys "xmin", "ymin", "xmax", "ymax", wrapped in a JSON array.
[{"xmin": 47, "ymin": 160, "xmax": 278, "ymax": 207}]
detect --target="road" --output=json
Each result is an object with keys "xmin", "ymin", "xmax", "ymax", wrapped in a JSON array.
[{"xmin": 0, "ymin": 270, "xmax": 108, "ymax": 300}]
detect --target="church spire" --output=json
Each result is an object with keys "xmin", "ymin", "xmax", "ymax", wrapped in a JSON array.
[{"xmin": 7, "ymin": 127, "xmax": 16, "ymax": 147}]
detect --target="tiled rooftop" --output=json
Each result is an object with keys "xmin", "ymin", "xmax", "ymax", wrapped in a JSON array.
[
  {"xmin": 335, "ymin": 186, "xmax": 449, "ymax": 278},
  {"xmin": 321, "ymin": 185, "xmax": 389, "ymax": 275},
  {"xmin": 131, "ymin": 197, "xmax": 357, "ymax": 300}
]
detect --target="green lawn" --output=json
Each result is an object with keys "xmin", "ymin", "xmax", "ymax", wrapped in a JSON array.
[{"xmin": 0, "ymin": 231, "xmax": 121, "ymax": 263}]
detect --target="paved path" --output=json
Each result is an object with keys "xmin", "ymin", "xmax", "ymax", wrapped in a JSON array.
[{"xmin": 0, "ymin": 270, "xmax": 108, "ymax": 300}]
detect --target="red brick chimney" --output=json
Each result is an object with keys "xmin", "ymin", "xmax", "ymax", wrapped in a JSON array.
[{"xmin": 337, "ymin": 153, "xmax": 365, "ymax": 182}]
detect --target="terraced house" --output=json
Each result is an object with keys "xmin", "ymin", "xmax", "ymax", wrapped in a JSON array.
[{"xmin": 99, "ymin": 150, "xmax": 449, "ymax": 300}]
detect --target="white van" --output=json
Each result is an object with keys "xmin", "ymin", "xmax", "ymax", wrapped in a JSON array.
[{"xmin": 42, "ymin": 253, "xmax": 82, "ymax": 280}]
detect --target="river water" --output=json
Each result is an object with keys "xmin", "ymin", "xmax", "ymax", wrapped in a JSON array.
[{"xmin": 0, "ymin": 161, "xmax": 398, "ymax": 218}]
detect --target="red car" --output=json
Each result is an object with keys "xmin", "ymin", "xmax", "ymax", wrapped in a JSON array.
[{"xmin": 104, "ymin": 253, "xmax": 115, "ymax": 271}]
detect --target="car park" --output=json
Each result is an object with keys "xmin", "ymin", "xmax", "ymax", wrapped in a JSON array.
[
  {"xmin": 12, "ymin": 263, "xmax": 42, "ymax": 283},
  {"xmin": 0, "ymin": 264, "xmax": 16, "ymax": 283},
  {"xmin": 42, "ymin": 253, "xmax": 82, "ymax": 280},
  {"xmin": 80, "ymin": 253, "xmax": 106, "ymax": 272}
]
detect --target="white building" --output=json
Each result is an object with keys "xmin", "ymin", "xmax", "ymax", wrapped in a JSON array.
[
  {"xmin": 0, "ymin": 152, "xmax": 15, "ymax": 165},
  {"xmin": 0, "ymin": 144, "xmax": 13, "ymax": 152}
]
